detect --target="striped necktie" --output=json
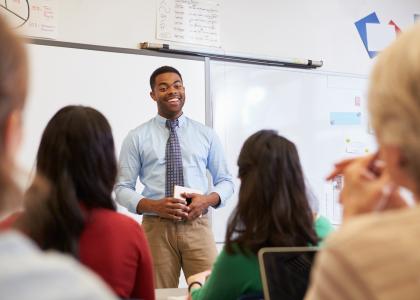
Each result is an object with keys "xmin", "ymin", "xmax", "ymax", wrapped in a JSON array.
[{"xmin": 165, "ymin": 119, "xmax": 184, "ymax": 197}]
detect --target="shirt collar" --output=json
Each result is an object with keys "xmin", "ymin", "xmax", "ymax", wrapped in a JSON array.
[{"xmin": 155, "ymin": 113, "xmax": 186, "ymax": 128}]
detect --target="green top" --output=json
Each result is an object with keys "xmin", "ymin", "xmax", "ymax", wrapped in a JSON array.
[
  {"xmin": 191, "ymin": 216, "xmax": 334, "ymax": 300},
  {"xmin": 314, "ymin": 214, "xmax": 335, "ymax": 241}
]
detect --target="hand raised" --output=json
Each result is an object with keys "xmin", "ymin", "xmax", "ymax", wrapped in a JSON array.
[{"xmin": 339, "ymin": 155, "xmax": 407, "ymax": 220}]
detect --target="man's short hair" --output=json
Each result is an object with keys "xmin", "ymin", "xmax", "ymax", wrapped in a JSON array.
[{"xmin": 150, "ymin": 66, "xmax": 182, "ymax": 90}]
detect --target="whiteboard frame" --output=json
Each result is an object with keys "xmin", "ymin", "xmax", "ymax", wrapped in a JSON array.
[{"xmin": 28, "ymin": 38, "xmax": 211, "ymax": 124}]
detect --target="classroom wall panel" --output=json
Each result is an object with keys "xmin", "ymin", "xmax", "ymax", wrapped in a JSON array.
[
  {"xmin": 210, "ymin": 61, "xmax": 374, "ymax": 242},
  {"xmin": 18, "ymin": 42, "xmax": 206, "ymax": 183}
]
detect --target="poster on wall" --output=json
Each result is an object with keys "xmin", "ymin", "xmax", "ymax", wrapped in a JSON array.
[
  {"xmin": 156, "ymin": 0, "xmax": 221, "ymax": 47},
  {"xmin": 0, "ymin": 0, "xmax": 58, "ymax": 40}
]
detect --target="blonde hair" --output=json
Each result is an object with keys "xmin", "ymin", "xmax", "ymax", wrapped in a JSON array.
[
  {"xmin": 368, "ymin": 23, "xmax": 420, "ymax": 188},
  {"xmin": 0, "ymin": 16, "xmax": 28, "ymax": 212}
]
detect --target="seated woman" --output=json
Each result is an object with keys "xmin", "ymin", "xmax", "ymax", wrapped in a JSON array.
[
  {"xmin": 305, "ymin": 23, "xmax": 420, "ymax": 300},
  {"xmin": 14, "ymin": 105, "xmax": 155, "ymax": 300},
  {"xmin": 0, "ymin": 16, "xmax": 115, "ymax": 300},
  {"xmin": 187, "ymin": 130, "xmax": 332, "ymax": 300}
]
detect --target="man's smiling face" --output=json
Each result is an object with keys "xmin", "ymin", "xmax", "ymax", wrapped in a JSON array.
[{"xmin": 150, "ymin": 72, "xmax": 185, "ymax": 120}]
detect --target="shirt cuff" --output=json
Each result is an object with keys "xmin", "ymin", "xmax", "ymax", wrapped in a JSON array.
[
  {"xmin": 209, "ymin": 183, "xmax": 233, "ymax": 208},
  {"xmin": 115, "ymin": 187, "xmax": 144, "ymax": 214}
]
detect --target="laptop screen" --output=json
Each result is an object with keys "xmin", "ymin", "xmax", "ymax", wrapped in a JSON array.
[{"xmin": 258, "ymin": 247, "xmax": 318, "ymax": 300}]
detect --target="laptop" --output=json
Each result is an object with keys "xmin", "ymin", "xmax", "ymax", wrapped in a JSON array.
[{"xmin": 258, "ymin": 247, "xmax": 319, "ymax": 300}]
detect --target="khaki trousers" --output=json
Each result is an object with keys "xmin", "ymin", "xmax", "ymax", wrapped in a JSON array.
[{"xmin": 142, "ymin": 215, "xmax": 217, "ymax": 288}]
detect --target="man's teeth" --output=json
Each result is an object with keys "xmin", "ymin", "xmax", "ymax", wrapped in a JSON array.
[{"xmin": 168, "ymin": 98, "xmax": 179, "ymax": 103}]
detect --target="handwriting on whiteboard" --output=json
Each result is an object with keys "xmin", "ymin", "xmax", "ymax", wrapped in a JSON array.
[{"xmin": 157, "ymin": 0, "xmax": 221, "ymax": 47}]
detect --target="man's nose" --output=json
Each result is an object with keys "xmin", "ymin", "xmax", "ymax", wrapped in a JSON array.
[{"xmin": 167, "ymin": 85, "xmax": 178, "ymax": 94}]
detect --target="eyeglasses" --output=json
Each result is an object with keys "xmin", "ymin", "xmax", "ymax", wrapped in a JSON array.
[{"xmin": 157, "ymin": 82, "xmax": 184, "ymax": 93}]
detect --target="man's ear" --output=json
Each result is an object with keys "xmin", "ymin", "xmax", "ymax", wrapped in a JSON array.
[{"xmin": 150, "ymin": 90, "xmax": 157, "ymax": 102}]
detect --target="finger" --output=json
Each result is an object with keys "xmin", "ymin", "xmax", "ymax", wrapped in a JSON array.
[
  {"xmin": 162, "ymin": 212, "xmax": 182, "ymax": 221},
  {"xmin": 360, "ymin": 169, "xmax": 377, "ymax": 180},
  {"xmin": 184, "ymin": 192, "xmax": 199, "ymax": 198},
  {"xmin": 167, "ymin": 202, "xmax": 190, "ymax": 212},
  {"xmin": 357, "ymin": 154, "xmax": 379, "ymax": 168},
  {"xmin": 189, "ymin": 208, "xmax": 203, "ymax": 220},
  {"xmin": 359, "ymin": 161, "xmax": 387, "ymax": 181},
  {"xmin": 167, "ymin": 202, "xmax": 187, "ymax": 208},
  {"xmin": 327, "ymin": 155, "xmax": 374, "ymax": 180},
  {"xmin": 334, "ymin": 157, "xmax": 356, "ymax": 167},
  {"xmin": 326, "ymin": 167, "xmax": 344, "ymax": 181},
  {"xmin": 343, "ymin": 155, "xmax": 379, "ymax": 178},
  {"xmin": 372, "ymin": 159, "xmax": 386, "ymax": 169},
  {"xmin": 172, "ymin": 209, "xmax": 189, "ymax": 218},
  {"xmin": 186, "ymin": 210, "xmax": 199, "ymax": 221},
  {"xmin": 326, "ymin": 158, "xmax": 357, "ymax": 179},
  {"xmin": 167, "ymin": 197, "xmax": 187, "ymax": 205},
  {"xmin": 187, "ymin": 214, "xmax": 198, "ymax": 221},
  {"xmin": 187, "ymin": 203, "xmax": 201, "ymax": 213}
]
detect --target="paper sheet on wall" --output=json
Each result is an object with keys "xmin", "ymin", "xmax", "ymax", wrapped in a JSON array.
[
  {"xmin": 0, "ymin": 0, "xmax": 58, "ymax": 39},
  {"xmin": 366, "ymin": 23, "xmax": 396, "ymax": 52},
  {"xmin": 330, "ymin": 112, "xmax": 361, "ymax": 126},
  {"xmin": 156, "ymin": 0, "xmax": 221, "ymax": 47}
]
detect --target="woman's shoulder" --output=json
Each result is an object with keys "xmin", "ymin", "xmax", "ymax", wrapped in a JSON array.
[
  {"xmin": 85, "ymin": 208, "xmax": 142, "ymax": 231},
  {"xmin": 80, "ymin": 209, "xmax": 146, "ymax": 252},
  {"xmin": 0, "ymin": 231, "xmax": 116, "ymax": 299},
  {"xmin": 220, "ymin": 244, "xmax": 258, "ymax": 263},
  {"xmin": 314, "ymin": 214, "xmax": 335, "ymax": 240}
]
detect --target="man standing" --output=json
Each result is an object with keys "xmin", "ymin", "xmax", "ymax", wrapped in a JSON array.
[{"xmin": 115, "ymin": 66, "xmax": 234, "ymax": 288}]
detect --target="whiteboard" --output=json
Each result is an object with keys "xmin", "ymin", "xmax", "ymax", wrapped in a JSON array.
[
  {"xmin": 18, "ymin": 42, "xmax": 206, "ymax": 189},
  {"xmin": 210, "ymin": 61, "xmax": 376, "ymax": 242}
]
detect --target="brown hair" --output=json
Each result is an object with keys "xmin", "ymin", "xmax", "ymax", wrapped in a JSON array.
[
  {"xmin": 19, "ymin": 106, "xmax": 117, "ymax": 256},
  {"xmin": 225, "ymin": 130, "xmax": 318, "ymax": 255},
  {"xmin": 0, "ymin": 16, "xmax": 28, "ymax": 212}
]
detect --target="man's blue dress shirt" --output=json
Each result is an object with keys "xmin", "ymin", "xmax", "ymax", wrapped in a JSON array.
[{"xmin": 115, "ymin": 114, "xmax": 234, "ymax": 213}]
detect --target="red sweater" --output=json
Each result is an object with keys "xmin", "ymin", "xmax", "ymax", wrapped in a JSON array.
[
  {"xmin": 0, "ymin": 209, "xmax": 155, "ymax": 300},
  {"xmin": 79, "ymin": 208, "xmax": 155, "ymax": 300}
]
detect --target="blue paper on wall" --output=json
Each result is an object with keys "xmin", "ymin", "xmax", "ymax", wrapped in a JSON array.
[
  {"xmin": 355, "ymin": 12, "xmax": 380, "ymax": 58},
  {"xmin": 330, "ymin": 112, "xmax": 361, "ymax": 125}
]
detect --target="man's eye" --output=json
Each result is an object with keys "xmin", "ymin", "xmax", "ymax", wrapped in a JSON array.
[{"xmin": 159, "ymin": 87, "xmax": 167, "ymax": 92}]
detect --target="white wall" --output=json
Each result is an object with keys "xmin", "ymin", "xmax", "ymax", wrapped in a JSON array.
[{"xmin": 55, "ymin": 0, "xmax": 420, "ymax": 75}]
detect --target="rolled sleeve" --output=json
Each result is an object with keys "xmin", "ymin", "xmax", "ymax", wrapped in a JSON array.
[
  {"xmin": 115, "ymin": 132, "xmax": 144, "ymax": 213},
  {"xmin": 207, "ymin": 132, "xmax": 234, "ymax": 207}
]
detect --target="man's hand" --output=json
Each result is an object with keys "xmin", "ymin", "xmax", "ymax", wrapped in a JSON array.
[
  {"xmin": 137, "ymin": 197, "xmax": 189, "ymax": 221},
  {"xmin": 184, "ymin": 192, "xmax": 220, "ymax": 221}
]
